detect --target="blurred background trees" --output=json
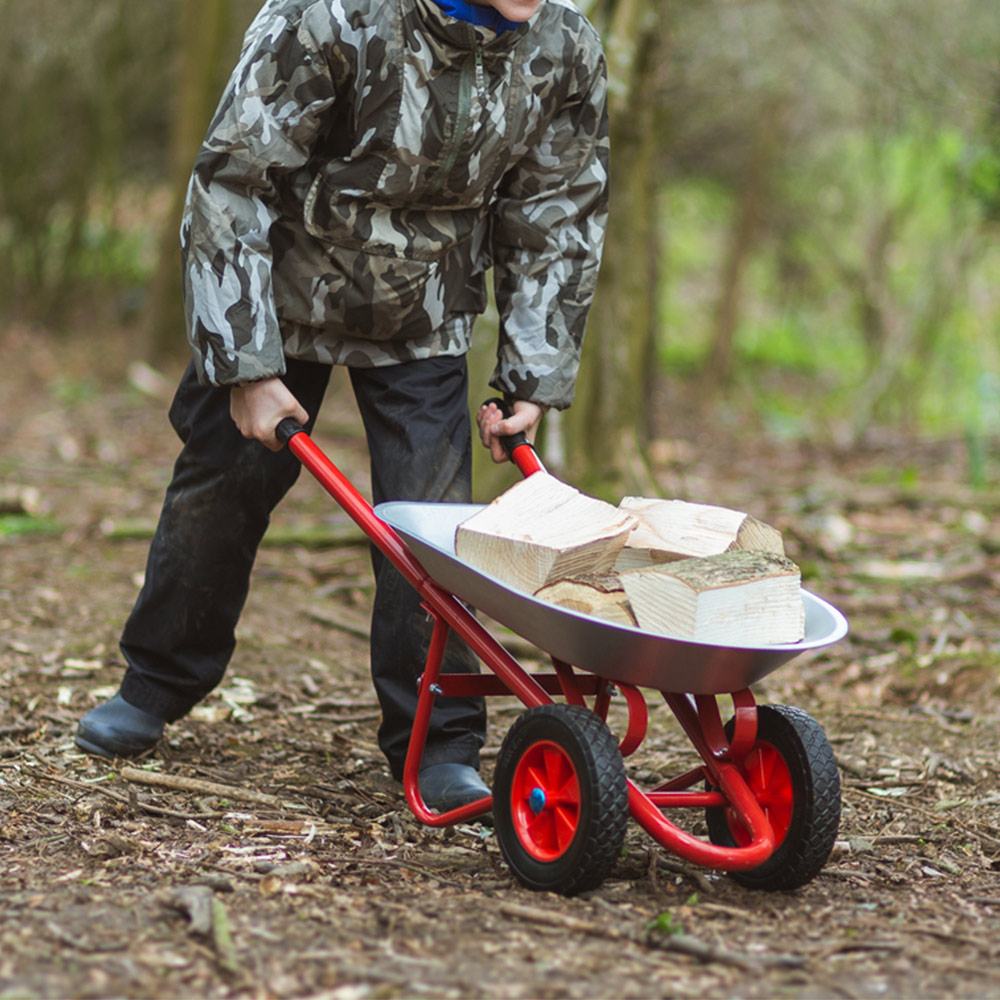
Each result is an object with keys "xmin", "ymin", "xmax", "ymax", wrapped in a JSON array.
[{"xmin": 2, "ymin": 0, "xmax": 998, "ymax": 494}]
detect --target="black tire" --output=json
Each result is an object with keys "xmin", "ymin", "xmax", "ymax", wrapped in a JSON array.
[
  {"xmin": 493, "ymin": 704, "xmax": 628, "ymax": 895},
  {"xmin": 705, "ymin": 704, "xmax": 841, "ymax": 891}
]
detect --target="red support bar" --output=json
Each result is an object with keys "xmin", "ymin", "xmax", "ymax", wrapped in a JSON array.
[
  {"xmin": 402, "ymin": 616, "xmax": 491, "ymax": 826},
  {"xmin": 615, "ymin": 683, "xmax": 649, "ymax": 758},
  {"xmin": 647, "ymin": 790, "xmax": 726, "ymax": 809},
  {"xmin": 651, "ymin": 766, "xmax": 706, "ymax": 794},
  {"xmin": 592, "ymin": 680, "xmax": 612, "ymax": 721},
  {"xmin": 552, "ymin": 659, "xmax": 588, "ymax": 707},
  {"xmin": 633, "ymin": 687, "xmax": 777, "ymax": 871},
  {"xmin": 726, "ymin": 688, "xmax": 759, "ymax": 760},
  {"xmin": 434, "ymin": 673, "xmax": 603, "ymax": 698},
  {"xmin": 628, "ymin": 771, "xmax": 775, "ymax": 870},
  {"xmin": 423, "ymin": 597, "xmax": 552, "ymax": 710}
]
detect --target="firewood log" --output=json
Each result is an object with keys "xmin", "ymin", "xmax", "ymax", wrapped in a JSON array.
[
  {"xmin": 455, "ymin": 473, "xmax": 638, "ymax": 594},
  {"xmin": 534, "ymin": 573, "xmax": 637, "ymax": 627},
  {"xmin": 620, "ymin": 551, "xmax": 804, "ymax": 645},
  {"xmin": 615, "ymin": 497, "xmax": 784, "ymax": 571}
]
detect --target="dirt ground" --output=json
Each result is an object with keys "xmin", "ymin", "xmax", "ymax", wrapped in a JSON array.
[{"xmin": 2, "ymin": 323, "xmax": 1000, "ymax": 1000}]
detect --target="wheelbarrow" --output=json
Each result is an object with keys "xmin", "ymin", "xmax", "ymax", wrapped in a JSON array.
[{"xmin": 277, "ymin": 412, "xmax": 848, "ymax": 896}]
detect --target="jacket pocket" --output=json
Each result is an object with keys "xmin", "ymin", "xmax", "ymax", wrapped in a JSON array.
[
  {"xmin": 304, "ymin": 175, "xmax": 484, "ymax": 259},
  {"xmin": 296, "ymin": 179, "xmax": 486, "ymax": 340}
]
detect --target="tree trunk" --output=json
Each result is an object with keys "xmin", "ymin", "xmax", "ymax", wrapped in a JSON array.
[
  {"xmin": 564, "ymin": 0, "xmax": 666, "ymax": 497},
  {"xmin": 140, "ymin": 0, "xmax": 232, "ymax": 363},
  {"xmin": 701, "ymin": 100, "xmax": 781, "ymax": 391}
]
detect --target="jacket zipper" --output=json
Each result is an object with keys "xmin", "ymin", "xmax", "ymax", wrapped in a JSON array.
[{"xmin": 427, "ymin": 42, "xmax": 482, "ymax": 198}]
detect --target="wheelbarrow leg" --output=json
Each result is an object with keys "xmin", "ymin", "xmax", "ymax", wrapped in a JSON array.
[
  {"xmin": 625, "ymin": 690, "xmax": 778, "ymax": 871},
  {"xmin": 632, "ymin": 690, "xmax": 841, "ymax": 887},
  {"xmin": 402, "ymin": 614, "xmax": 492, "ymax": 827}
]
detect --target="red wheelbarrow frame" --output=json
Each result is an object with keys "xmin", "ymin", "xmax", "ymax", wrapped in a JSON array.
[{"xmin": 281, "ymin": 422, "xmax": 777, "ymax": 873}]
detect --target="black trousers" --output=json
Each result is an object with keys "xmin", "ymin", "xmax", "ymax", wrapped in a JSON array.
[{"xmin": 119, "ymin": 355, "xmax": 486, "ymax": 779}]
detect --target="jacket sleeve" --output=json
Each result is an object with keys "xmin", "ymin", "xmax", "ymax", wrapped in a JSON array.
[
  {"xmin": 181, "ymin": 10, "xmax": 340, "ymax": 386},
  {"xmin": 489, "ymin": 44, "xmax": 610, "ymax": 411}
]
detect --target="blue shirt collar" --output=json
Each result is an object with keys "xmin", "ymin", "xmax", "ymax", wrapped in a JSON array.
[{"xmin": 430, "ymin": 0, "xmax": 520, "ymax": 34}]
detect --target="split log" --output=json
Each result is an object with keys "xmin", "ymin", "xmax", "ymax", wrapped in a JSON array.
[
  {"xmin": 455, "ymin": 473, "xmax": 637, "ymax": 594},
  {"xmin": 620, "ymin": 551, "xmax": 803, "ymax": 645},
  {"xmin": 615, "ymin": 497, "xmax": 784, "ymax": 571},
  {"xmin": 534, "ymin": 573, "xmax": 637, "ymax": 627}
]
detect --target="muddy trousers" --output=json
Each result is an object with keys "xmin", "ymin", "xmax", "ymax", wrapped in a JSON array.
[{"xmin": 118, "ymin": 356, "xmax": 486, "ymax": 780}]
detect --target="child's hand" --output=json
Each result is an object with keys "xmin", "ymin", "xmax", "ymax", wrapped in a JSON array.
[
  {"xmin": 230, "ymin": 377, "xmax": 309, "ymax": 451},
  {"xmin": 476, "ymin": 399, "xmax": 544, "ymax": 464}
]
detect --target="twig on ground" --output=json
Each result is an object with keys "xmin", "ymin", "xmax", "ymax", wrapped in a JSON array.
[
  {"xmin": 816, "ymin": 939, "xmax": 904, "ymax": 959},
  {"xmin": 45, "ymin": 921, "xmax": 128, "ymax": 954},
  {"xmin": 118, "ymin": 766, "xmax": 305, "ymax": 811},
  {"xmin": 27, "ymin": 768, "xmax": 227, "ymax": 821},
  {"xmin": 498, "ymin": 901, "xmax": 629, "ymax": 941},
  {"xmin": 657, "ymin": 856, "xmax": 717, "ymax": 896},
  {"xmin": 302, "ymin": 606, "xmax": 371, "ymax": 642},
  {"xmin": 306, "ymin": 711, "xmax": 383, "ymax": 724},
  {"xmin": 0, "ymin": 723, "xmax": 36, "ymax": 738},
  {"xmin": 163, "ymin": 886, "xmax": 214, "ymax": 936},
  {"xmin": 908, "ymin": 924, "xmax": 993, "ymax": 950}
]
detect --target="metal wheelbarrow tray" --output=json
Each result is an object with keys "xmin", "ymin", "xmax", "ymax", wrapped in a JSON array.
[
  {"xmin": 378, "ymin": 500, "xmax": 847, "ymax": 695},
  {"xmin": 279, "ymin": 419, "xmax": 849, "ymax": 897}
]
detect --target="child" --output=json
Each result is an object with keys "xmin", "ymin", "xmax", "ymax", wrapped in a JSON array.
[{"xmin": 76, "ymin": 0, "xmax": 609, "ymax": 813}]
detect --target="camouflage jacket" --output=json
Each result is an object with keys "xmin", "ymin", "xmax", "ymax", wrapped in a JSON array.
[{"xmin": 181, "ymin": 0, "xmax": 608, "ymax": 409}]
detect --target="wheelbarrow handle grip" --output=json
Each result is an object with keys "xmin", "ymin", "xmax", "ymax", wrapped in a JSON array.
[
  {"xmin": 481, "ymin": 397, "xmax": 529, "ymax": 458},
  {"xmin": 481, "ymin": 397, "xmax": 545, "ymax": 477},
  {"xmin": 276, "ymin": 417, "xmax": 305, "ymax": 447}
]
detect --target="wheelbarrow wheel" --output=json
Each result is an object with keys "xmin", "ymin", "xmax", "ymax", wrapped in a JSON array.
[
  {"xmin": 705, "ymin": 703, "xmax": 841, "ymax": 891},
  {"xmin": 493, "ymin": 703, "xmax": 628, "ymax": 896}
]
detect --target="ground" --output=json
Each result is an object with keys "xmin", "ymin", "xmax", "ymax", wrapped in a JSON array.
[{"xmin": 1, "ymin": 324, "xmax": 999, "ymax": 1000}]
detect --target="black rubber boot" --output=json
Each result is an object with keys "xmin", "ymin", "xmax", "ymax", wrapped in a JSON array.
[
  {"xmin": 419, "ymin": 762, "xmax": 491, "ymax": 813},
  {"xmin": 75, "ymin": 693, "xmax": 165, "ymax": 759}
]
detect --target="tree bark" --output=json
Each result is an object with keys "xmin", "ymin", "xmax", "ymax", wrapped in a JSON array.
[
  {"xmin": 701, "ymin": 99, "xmax": 781, "ymax": 391},
  {"xmin": 140, "ymin": 0, "xmax": 232, "ymax": 363},
  {"xmin": 565, "ymin": 0, "xmax": 666, "ymax": 496}
]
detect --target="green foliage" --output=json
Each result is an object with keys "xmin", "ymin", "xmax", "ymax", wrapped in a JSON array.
[
  {"xmin": 658, "ymin": 125, "xmax": 1000, "ymax": 443},
  {"xmin": 0, "ymin": 515, "xmax": 62, "ymax": 539},
  {"xmin": 889, "ymin": 627, "xmax": 919, "ymax": 647},
  {"xmin": 646, "ymin": 910, "xmax": 683, "ymax": 936},
  {"xmin": 50, "ymin": 376, "xmax": 99, "ymax": 407}
]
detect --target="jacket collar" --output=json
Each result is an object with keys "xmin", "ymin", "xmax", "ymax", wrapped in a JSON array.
[
  {"xmin": 413, "ymin": 0, "xmax": 528, "ymax": 50},
  {"xmin": 432, "ymin": 0, "xmax": 520, "ymax": 32}
]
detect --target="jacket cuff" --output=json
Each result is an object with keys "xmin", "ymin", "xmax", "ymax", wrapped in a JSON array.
[
  {"xmin": 190, "ymin": 335, "xmax": 287, "ymax": 388},
  {"xmin": 490, "ymin": 367, "xmax": 576, "ymax": 412}
]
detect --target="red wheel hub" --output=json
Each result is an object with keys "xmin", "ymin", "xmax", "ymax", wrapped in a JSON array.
[
  {"xmin": 726, "ymin": 741, "xmax": 794, "ymax": 847},
  {"xmin": 510, "ymin": 740, "xmax": 581, "ymax": 861}
]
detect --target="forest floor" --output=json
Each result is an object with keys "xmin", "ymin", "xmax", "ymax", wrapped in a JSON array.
[{"xmin": 1, "ymin": 322, "xmax": 1000, "ymax": 1000}]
